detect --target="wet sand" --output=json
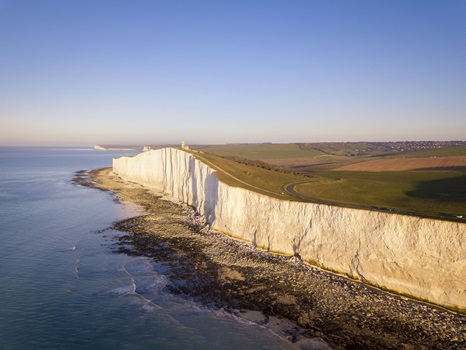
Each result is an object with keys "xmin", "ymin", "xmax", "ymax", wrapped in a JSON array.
[{"xmin": 75, "ymin": 168, "xmax": 466, "ymax": 349}]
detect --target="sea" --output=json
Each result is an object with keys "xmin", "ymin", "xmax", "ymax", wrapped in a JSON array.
[{"xmin": 0, "ymin": 147, "xmax": 302, "ymax": 350}]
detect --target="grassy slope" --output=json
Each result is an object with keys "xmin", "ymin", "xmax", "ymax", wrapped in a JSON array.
[{"xmin": 191, "ymin": 151, "xmax": 310, "ymax": 200}]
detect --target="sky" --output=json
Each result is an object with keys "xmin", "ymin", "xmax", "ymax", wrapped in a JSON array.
[{"xmin": 1, "ymin": 0, "xmax": 465, "ymax": 146}]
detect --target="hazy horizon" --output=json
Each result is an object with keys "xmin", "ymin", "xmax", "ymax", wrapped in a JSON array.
[
  {"xmin": 1, "ymin": 1, "xmax": 465, "ymax": 146},
  {"xmin": 3, "ymin": 140, "xmax": 466, "ymax": 149}
]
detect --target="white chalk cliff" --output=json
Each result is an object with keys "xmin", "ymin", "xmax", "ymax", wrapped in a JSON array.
[{"xmin": 113, "ymin": 148, "xmax": 466, "ymax": 312}]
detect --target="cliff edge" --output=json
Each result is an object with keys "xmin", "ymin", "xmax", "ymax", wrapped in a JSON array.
[{"xmin": 113, "ymin": 148, "xmax": 466, "ymax": 312}]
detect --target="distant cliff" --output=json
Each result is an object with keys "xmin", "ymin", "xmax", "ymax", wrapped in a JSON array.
[
  {"xmin": 113, "ymin": 148, "xmax": 466, "ymax": 312},
  {"xmin": 94, "ymin": 145, "xmax": 138, "ymax": 151}
]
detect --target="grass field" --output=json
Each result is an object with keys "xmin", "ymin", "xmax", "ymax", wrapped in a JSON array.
[
  {"xmin": 199, "ymin": 143, "xmax": 363, "ymax": 171},
  {"xmin": 191, "ymin": 151, "xmax": 310, "ymax": 200},
  {"xmin": 198, "ymin": 143, "xmax": 466, "ymax": 162},
  {"xmin": 294, "ymin": 171, "xmax": 466, "ymax": 218},
  {"xmin": 297, "ymin": 142, "xmax": 389, "ymax": 156},
  {"xmin": 199, "ymin": 144, "xmax": 324, "ymax": 160},
  {"xmin": 336, "ymin": 156, "xmax": 466, "ymax": 172},
  {"xmin": 266, "ymin": 155, "xmax": 366, "ymax": 172}
]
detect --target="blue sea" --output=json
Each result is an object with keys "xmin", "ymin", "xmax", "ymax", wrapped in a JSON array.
[{"xmin": 0, "ymin": 147, "xmax": 300, "ymax": 350}]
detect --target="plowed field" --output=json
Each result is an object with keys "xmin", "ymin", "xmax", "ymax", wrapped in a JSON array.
[{"xmin": 336, "ymin": 156, "xmax": 466, "ymax": 172}]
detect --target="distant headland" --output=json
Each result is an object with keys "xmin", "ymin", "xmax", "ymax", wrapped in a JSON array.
[{"xmin": 93, "ymin": 145, "xmax": 140, "ymax": 151}]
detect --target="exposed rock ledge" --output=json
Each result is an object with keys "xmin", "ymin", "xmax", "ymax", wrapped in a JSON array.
[{"xmin": 113, "ymin": 148, "xmax": 466, "ymax": 313}]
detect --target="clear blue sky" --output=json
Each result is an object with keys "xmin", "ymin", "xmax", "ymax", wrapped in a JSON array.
[{"xmin": 1, "ymin": 0, "xmax": 465, "ymax": 146}]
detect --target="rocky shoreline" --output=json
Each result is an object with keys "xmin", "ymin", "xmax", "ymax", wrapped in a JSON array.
[{"xmin": 75, "ymin": 168, "xmax": 466, "ymax": 350}]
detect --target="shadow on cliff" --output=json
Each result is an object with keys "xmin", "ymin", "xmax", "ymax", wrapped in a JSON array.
[
  {"xmin": 189, "ymin": 156, "xmax": 218, "ymax": 225},
  {"xmin": 405, "ymin": 169, "xmax": 466, "ymax": 206},
  {"xmin": 189, "ymin": 157, "xmax": 199, "ymax": 209},
  {"xmin": 205, "ymin": 172, "xmax": 218, "ymax": 224}
]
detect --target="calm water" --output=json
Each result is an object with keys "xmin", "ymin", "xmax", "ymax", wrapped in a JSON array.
[{"xmin": 0, "ymin": 147, "xmax": 299, "ymax": 350}]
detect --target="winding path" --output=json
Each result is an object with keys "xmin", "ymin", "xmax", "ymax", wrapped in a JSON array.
[
  {"xmin": 284, "ymin": 181, "xmax": 318, "ymax": 201},
  {"xmin": 194, "ymin": 151, "xmax": 336, "ymax": 202}
]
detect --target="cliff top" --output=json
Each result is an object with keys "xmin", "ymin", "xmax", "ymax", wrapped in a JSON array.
[{"xmin": 186, "ymin": 148, "xmax": 466, "ymax": 223}]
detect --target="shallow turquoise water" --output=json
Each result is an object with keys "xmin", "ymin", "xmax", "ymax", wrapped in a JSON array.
[{"xmin": 0, "ymin": 147, "xmax": 300, "ymax": 349}]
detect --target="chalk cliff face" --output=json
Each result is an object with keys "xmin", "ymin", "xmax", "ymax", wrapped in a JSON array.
[{"xmin": 113, "ymin": 148, "xmax": 466, "ymax": 312}]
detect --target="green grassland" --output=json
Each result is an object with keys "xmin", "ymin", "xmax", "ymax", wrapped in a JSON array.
[
  {"xmin": 294, "ymin": 171, "xmax": 466, "ymax": 218},
  {"xmin": 201, "ymin": 142, "xmax": 415, "ymax": 158},
  {"xmin": 191, "ymin": 151, "xmax": 311, "ymax": 200},
  {"xmin": 199, "ymin": 142, "xmax": 466, "ymax": 160},
  {"xmin": 199, "ymin": 143, "xmax": 324, "ymax": 159},
  {"xmin": 296, "ymin": 142, "xmax": 387, "ymax": 156}
]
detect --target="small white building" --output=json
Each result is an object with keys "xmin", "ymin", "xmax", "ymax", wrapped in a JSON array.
[{"xmin": 181, "ymin": 141, "xmax": 190, "ymax": 150}]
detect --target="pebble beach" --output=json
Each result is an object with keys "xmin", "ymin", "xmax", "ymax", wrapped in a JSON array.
[{"xmin": 79, "ymin": 168, "xmax": 466, "ymax": 350}]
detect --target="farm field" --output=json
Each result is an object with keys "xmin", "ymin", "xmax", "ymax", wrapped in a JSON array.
[
  {"xmin": 266, "ymin": 155, "xmax": 366, "ymax": 171},
  {"xmin": 193, "ymin": 142, "xmax": 466, "ymax": 221},
  {"xmin": 197, "ymin": 142, "xmax": 466, "ymax": 172},
  {"xmin": 199, "ymin": 143, "xmax": 324, "ymax": 160},
  {"xmin": 336, "ymin": 156, "xmax": 466, "ymax": 172},
  {"xmin": 199, "ymin": 143, "xmax": 371, "ymax": 171}
]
